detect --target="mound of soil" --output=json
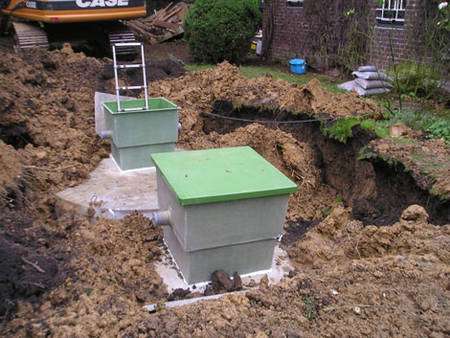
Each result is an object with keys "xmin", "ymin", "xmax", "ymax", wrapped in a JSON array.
[
  {"xmin": 120, "ymin": 206, "xmax": 450, "ymax": 337},
  {"xmin": 367, "ymin": 137, "xmax": 450, "ymax": 200},
  {"xmin": 5, "ymin": 213, "xmax": 166, "ymax": 336},
  {"xmin": 1, "ymin": 51, "xmax": 449, "ymax": 337},
  {"xmin": 0, "ymin": 236, "xmax": 60, "ymax": 318},
  {"xmin": 0, "ymin": 45, "xmax": 109, "ymax": 324},
  {"xmin": 0, "ymin": 140, "xmax": 22, "ymax": 199},
  {"xmin": 100, "ymin": 58, "xmax": 185, "ymax": 85},
  {"xmin": 0, "ymin": 45, "xmax": 111, "ymax": 218},
  {"xmin": 151, "ymin": 62, "xmax": 381, "ymax": 140}
]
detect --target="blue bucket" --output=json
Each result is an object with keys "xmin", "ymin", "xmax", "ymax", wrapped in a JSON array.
[{"xmin": 289, "ymin": 58, "xmax": 306, "ymax": 75}]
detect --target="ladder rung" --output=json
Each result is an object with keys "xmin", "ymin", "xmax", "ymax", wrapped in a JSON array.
[
  {"xmin": 115, "ymin": 64, "xmax": 144, "ymax": 69},
  {"xmin": 114, "ymin": 42, "xmax": 142, "ymax": 47},
  {"xmin": 119, "ymin": 85, "xmax": 146, "ymax": 90}
]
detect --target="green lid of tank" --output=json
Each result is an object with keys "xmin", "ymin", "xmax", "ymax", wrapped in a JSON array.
[
  {"xmin": 152, "ymin": 146, "xmax": 297, "ymax": 206},
  {"xmin": 103, "ymin": 97, "xmax": 177, "ymax": 114}
]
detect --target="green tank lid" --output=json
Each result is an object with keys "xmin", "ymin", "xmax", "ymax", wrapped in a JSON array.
[
  {"xmin": 103, "ymin": 97, "xmax": 177, "ymax": 114},
  {"xmin": 152, "ymin": 146, "xmax": 297, "ymax": 206}
]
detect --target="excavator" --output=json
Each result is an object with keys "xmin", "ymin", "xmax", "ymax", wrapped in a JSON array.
[{"xmin": 0, "ymin": 0, "xmax": 147, "ymax": 53}]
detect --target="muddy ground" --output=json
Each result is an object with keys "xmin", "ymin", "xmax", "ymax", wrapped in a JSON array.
[{"xmin": 0, "ymin": 46, "xmax": 449, "ymax": 337}]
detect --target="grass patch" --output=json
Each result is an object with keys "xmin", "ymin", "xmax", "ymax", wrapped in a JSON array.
[
  {"xmin": 322, "ymin": 108, "xmax": 450, "ymax": 144},
  {"xmin": 388, "ymin": 109, "xmax": 450, "ymax": 144},
  {"xmin": 303, "ymin": 295, "xmax": 318, "ymax": 321}
]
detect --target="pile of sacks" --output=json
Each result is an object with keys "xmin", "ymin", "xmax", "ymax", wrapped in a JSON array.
[{"xmin": 339, "ymin": 65, "xmax": 393, "ymax": 96}]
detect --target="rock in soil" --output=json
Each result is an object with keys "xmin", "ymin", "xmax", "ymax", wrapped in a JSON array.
[{"xmin": 167, "ymin": 288, "xmax": 191, "ymax": 301}]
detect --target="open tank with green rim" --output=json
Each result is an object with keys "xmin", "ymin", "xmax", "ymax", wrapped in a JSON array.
[
  {"xmin": 151, "ymin": 146, "xmax": 297, "ymax": 283},
  {"xmin": 102, "ymin": 97, "xmax": 178, "ymax": 170}
]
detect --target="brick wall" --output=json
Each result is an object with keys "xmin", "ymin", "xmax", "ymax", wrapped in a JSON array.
[
  {"xmin": 263, "ymin": 0, "xmax": 426, "ymax": 70},
  {"xmin": 262, "ymin": 0, "xmax": 312, "ymax": 61},
  {"xmin": 370, "ymin": 0, "xmax": 424, "ymax": 69}
]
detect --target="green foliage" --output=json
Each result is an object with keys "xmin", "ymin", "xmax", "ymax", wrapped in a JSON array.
[
  {"xmin": 388, "ymin": 62, "xmax": 441, "ymax": 100},
  {"xmin": 184, "ymin": 0, "xmax": 261, "ymax": 64},
  {"xmin": 425, "ymin": 119, "xmax": 450, "ymax": 143},
  {"xmin": 321, "ymin": 117, "xmax": 360, "ymax": 143},
  {"xmin": 322, "ymin": 116, "xmax": 391, "ymax": 143},
  {"xmin": 390, "ymin": 109, "xmax": 450, "ymax": 144},
  {"xmin": 337, "ymin": 4, "xmax": 373, "ymax": 73},
  {"xmin": 360, "ymin": 119, "xmax": 390, "ymax": 139},
  {"xmin": 303, "ymin": 295, "xmax": 318, "ymax": 321},
  {"xmin": 436, "ymin": 1, "xmax": 450, "ymax": 31},
  {"xmin": 357, "ymin": 145, "xmax": 379, "ymax": 161},
  {"xmin": 335, "ymin": 195, "xmax": 344, "ymax": 205}
]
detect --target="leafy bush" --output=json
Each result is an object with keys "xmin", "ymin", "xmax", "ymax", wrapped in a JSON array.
[
  {"xmin": 389, "ymin": 62, "xmax": 441, "ymax": 99},
  {"xmin": 184, "ymin": 0, "xmax": 261, "ymax": 64},
  {"xmin": 322, "ymin": 117, "xmax": 390, "ymax": 143},
  {"xmin": 321, "ymin": 117, "xmax": 360, "ymax": 143}
]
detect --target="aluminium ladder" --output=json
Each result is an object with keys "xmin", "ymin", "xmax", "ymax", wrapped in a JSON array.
[{"xmin": 112, "ymin": 42, "xmax": 149, "ymax": 112}]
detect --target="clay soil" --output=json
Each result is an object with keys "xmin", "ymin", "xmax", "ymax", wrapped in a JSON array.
[{"xmin": 0, "ymin": 47, "xmax": 449, "ymax": 337}]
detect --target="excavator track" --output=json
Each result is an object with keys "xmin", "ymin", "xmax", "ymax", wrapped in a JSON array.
[
  {"xmin": 12, "ymin": 22, "xmax": 49, "ymax": 51},
  {"xmin": 108, "ymin": 27, "xmax": 138, "ymax": 56}
]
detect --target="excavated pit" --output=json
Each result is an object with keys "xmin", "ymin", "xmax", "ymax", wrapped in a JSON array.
[{"xmin": 202, "ymin": 101, "xmax": 449, "ymax": 226}]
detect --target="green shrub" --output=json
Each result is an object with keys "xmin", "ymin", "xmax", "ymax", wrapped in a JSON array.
[
  {"xmin": 321, "ymin": 117, "xmax": 360, "ymax": 143},
  {"xmin": 322, "ymin": 117, "xmax": 391, "ymax": 143},
  {"xmin": 184, "ymin": 0, "xmax": 261, "ymax": 64},
  {"xmin": 389, "ymin": 62, "xmax": 441, "ymax": 99}
]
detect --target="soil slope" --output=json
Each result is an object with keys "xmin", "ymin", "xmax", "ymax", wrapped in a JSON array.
[{"xmin": 0, "ymin": 48, "xmax": 449, "ymax": 337}]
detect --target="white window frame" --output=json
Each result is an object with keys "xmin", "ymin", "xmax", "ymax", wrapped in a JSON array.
[
  {"xmin": 376, "ymin": 0, "xmax": 406, "ymax": 24},
  {"xmin": 287, "ymin": 0, "xmax": 304, "ymax": 7}
]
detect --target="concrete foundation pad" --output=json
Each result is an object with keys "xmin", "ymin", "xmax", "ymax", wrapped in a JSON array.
[
  {"xmin": 155, "ymin": 234, "xmax": 293, "ymax": 293},
  {"xmin": 56, "ymin": 157, "xmax": 159, "ymax": 219}
]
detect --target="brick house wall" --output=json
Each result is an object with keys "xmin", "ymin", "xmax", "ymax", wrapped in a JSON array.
[
  {"xmin": 262, "ymin": 0, "xmax": 425, "ymax": 70},
  {"xmin": 370, "ymin": 0, "xmax": 424, "ymax": 69},
  {"xmin": 262, "ymin": 0, "xmax": 312, "ymax": 61}
]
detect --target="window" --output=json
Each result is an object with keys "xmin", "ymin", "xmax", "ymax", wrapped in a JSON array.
[
  {"xmin": 287, "ymin": 0, "xmax": 304, "ymax": 7},
  {"xmin": 376, "ymin": 0, "xmax": 407, "ymax": 25}
]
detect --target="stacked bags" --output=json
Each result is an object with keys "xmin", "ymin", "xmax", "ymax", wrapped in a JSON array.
[{"xmin": 339, "ymin": 65, "xmax": 393, "ymax": 96}]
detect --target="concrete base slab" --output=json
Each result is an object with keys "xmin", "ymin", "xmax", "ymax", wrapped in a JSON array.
[
  {"xmin": 155, "ymin": 235, "xmax": 293, "ymax": 293},
  {"xmin": 56, "ymin": 157, "xmax": 159, "ymax": 219}
]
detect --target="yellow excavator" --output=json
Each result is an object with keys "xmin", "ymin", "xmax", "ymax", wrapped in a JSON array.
[{"xmin": 0, "ymin": 0, "xmax": 146, "ymax": 53}]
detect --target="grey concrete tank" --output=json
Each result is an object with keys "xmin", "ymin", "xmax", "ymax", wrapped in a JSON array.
[
  {"xmin": 152, "ymin": 146, "xmax": 297, "ymax": 284},
  {"xmin": 102, "ymin": 97, "xmax": 178, "ymax": 170}
]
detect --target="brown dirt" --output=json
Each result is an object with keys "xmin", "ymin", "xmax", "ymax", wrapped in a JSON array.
[
  {"xmin": 4, "ymin": 213, "xmax": 166, "ymax": 336},
  {"xmin": 0, "ymin": 45, "xmax": 109, "ymax": 324},
  {"xmin": 0, "ymin": 49, "xmax": 449, "ymax": 337},
  {"xmin": 0, "ymin": 45, "xmax": 109, "ymax": 198},
  {"xmin": 0, "ymin": 140, "xmax": 22, "ymax": 200},
  {"xmin": 144, "ymin": 40, "xmax": 192, "ymax": 64},
  {"xmin": 151, "ymin": 62, "xmax": 381, "ymax": 142},
  {"xmin": 118, "ymin": 206, "xmax": 450, "ymax": 337},
  {"xmin": 367, "ymin": 137, "xmax": 450, "ymax": 200}
]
